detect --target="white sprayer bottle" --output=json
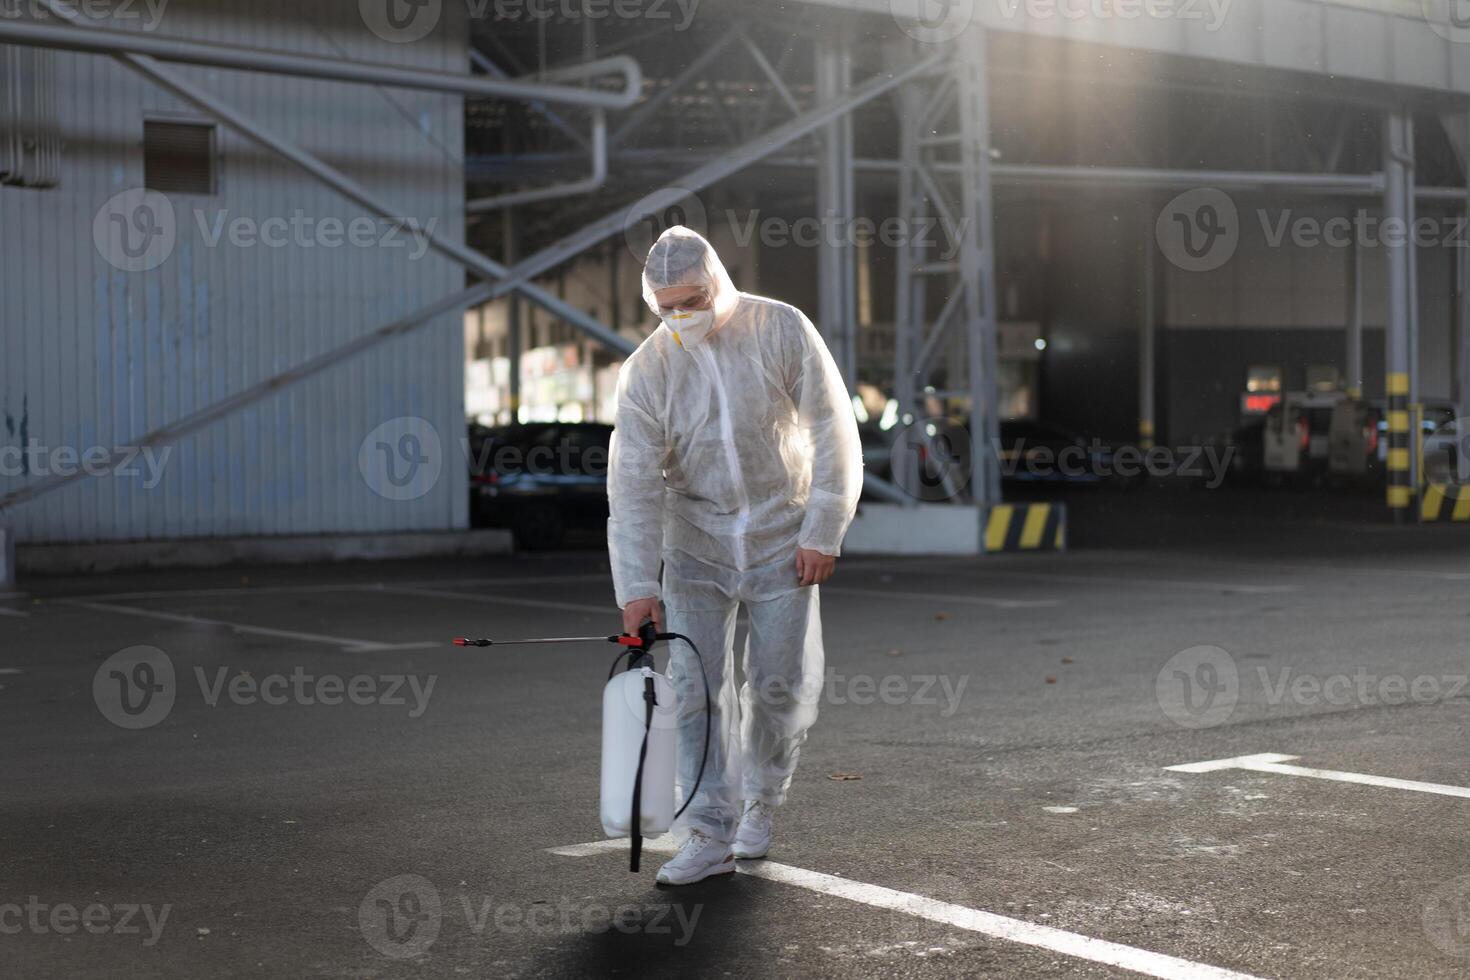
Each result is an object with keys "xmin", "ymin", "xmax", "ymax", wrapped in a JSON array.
[{"xmin": 600, "ymin": 655, "xmax": 678, "ymax": 838}]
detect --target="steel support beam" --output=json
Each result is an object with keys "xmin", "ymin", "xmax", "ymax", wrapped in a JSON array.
[
  {"xmin": 815, "ymin": 32, "xmax": 858, "ymax": 385},
  {"xmin": 1406, "ymin": 115, "xmax": 1421, "ymax": 411},
  {"xmin": 0, "ymin": 16, "xmax": 642, "ymax": 108},
  {"xmin": 1384, "ymin": 109, "xmax": 1414, "ymax": 522},
  {"xmin": 472, "ymin": 150, "xmax": 1470, "ymax": 202},
  {"xmin": 955, "ymin": 30, "xmax": 1002, "ymax": 508},
  {"xmin": 991, "ymin": 164, "xmax": 1383, "ymax": 194},
  {"xmin": 475, "ymin": 52, "xmax": 948, "ymax": 314},
  {"xmin": 1461, "ymin": 112, "xmax": 1470, "ymax": 411},
  {"xmin": 891, "ymin": 81, "xmax": 923, "ymax": 500}
]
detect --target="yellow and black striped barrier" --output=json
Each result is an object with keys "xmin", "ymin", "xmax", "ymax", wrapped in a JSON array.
[
  {"xmin": 1385, "ymin": 372, "xmax": 1411, "ymax": 515},
  {"xmin": 1421, "ymin": 484, "xmax": 1470, "ymax": 522},
  {"xmin": 984, "ymin": 502, "xmax": 1066, "ymax": 552}
]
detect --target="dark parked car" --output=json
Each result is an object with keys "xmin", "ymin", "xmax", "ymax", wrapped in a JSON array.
[
  {"xmin": 997, "ymin": 419, "xmax": 1116, "ymax": 486},
  {"xmin": 468, "ymin": 422, "xmax": 611, "ymax": 549}
]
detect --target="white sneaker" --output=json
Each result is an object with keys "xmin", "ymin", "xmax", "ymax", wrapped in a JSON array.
[
  {"xmin": 655, "ymin": 830, "xmax": 735, "ymax": 885},
  {"xmin": 733, "ymin": 801, "xmax": 773, "ymax": 859}
]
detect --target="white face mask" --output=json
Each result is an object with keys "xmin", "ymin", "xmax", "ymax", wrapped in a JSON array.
[{"xmin": 660, "ymin": 308, "xmax": 715, "ymax": 349}]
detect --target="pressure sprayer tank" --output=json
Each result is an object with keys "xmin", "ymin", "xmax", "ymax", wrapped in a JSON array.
[{"xmin": 600, "ymin": 665, "xmax": 678, "ymax": 838}]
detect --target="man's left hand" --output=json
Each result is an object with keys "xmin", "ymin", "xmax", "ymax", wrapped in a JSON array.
[{"xmin": 796, "ymin": 548, "xmax": 836, "ymax": 587}]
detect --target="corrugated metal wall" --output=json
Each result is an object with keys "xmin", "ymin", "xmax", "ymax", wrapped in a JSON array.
[{"xmin": 0, "ymin": 0, "xmax": 469, "ymax": 543}]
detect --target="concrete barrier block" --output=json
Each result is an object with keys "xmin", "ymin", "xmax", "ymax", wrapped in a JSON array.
[{"xmin": 842, "ymin": 503, "xmax": 983, "ymax": 555}]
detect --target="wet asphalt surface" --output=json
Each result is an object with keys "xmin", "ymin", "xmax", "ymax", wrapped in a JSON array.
[{"xmin": 3, "ymin": 486, "xmax": 1470, "ymax": 978}]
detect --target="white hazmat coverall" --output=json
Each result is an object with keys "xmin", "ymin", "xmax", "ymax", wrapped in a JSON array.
[{"xmin": 607, "ymin": 226, "xmax": 863, "ymax": 844}]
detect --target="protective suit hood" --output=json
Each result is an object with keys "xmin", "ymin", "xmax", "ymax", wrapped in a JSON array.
[{"xmin": 641, "ymin": 226, "xmax": 740, "ymax": 346}]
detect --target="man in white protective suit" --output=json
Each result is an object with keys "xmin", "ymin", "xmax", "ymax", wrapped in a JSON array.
[{"xmin": 607, "ymin": 225, "xmax": 864, "ymax": 886}]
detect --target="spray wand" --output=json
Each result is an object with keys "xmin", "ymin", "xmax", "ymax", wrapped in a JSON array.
[{"xmin": 451, "ymin": 619, "xmax": 710, "ymax": 871}]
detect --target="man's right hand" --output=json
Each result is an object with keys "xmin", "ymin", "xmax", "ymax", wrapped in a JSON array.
[{"xmin": 622, "ymin": 597, "xmax": 663, "ymax": 636}]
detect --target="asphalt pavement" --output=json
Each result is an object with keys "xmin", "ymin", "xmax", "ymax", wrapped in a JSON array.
[{"xmin": 4, "ymin": 488, "xmax": 1470, "ymax": 978}]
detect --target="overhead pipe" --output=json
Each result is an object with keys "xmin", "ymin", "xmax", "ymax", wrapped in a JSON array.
[
  {"xmin": 468, "ymin": 47, "xmax": 588, "ymax": 151},
  {"xmin": 467, "ymin": 109, "xmax": 606, "ymax": 213},
  {"xmin": 0, "ymin": 18, "xmax": 643, "ymax": 109}
]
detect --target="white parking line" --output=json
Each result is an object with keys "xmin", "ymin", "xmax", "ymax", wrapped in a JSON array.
[
  {"xmin": 1167, "ymin": 753, "xmax": 1470, "ymax": 799},
  {"xmin": 64, "ymin": 583, "xmax": 369, "ymax": 602},
  {"xmin": 963, "ymin": 569, "xmax": 1298, "ymax": 595},
  {"xmin": 823, "ymin": 586, "xmax": 1058, "ymax": 609},
  {"xmin": 60, "ymin": 600, "xmax": 437, "ymax": 652},
  {"xmin": 1176, "ymin": 554, "xmax": 1470, "ymax": 583},
  {"xmin": 549, "ymin": 837, "xmax": 1261, "ymax": 980},
  {"xmin": 0, "ymin": 606, "xmax": 30, "ymax": 618},
  {"xmin": 367, "ymin": 585, "xmax": 610, "ymax": 615},
  {"xmin": 69, "ymin": 574, "xmax": 615, "ymax": 603}
]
